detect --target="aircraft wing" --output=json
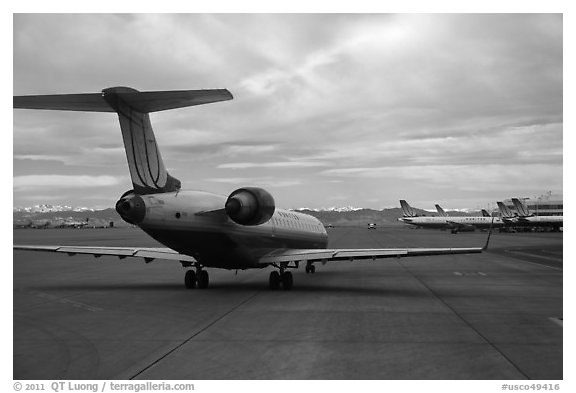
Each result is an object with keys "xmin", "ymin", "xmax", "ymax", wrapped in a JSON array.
[
  {"xmin": 258, "ymin": 246, "xmax": 483, "ymax": 265},
  {"xmin": 13, "ymin": 245, "xmax": 196, "ymax": 264},
  {"xmin": 15, "ymin": 244, "xmax": 485, "ymax": 266}
]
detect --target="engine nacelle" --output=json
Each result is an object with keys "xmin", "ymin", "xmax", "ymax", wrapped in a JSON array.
[
  {"xmin": 225, "ymin": 187, "xmax": 275, "ymax": 226},
  {"xmin": 115, "ymin": 190, "xmax": 146, "ymax": 225}
]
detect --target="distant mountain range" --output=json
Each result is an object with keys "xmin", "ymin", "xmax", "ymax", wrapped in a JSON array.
[
  {"xmin": 13, "ymin": 207, "xmax": 123, "ymax": 229},
  {"xmin": 13, "ymin": 204, "xmax": 95, "ymax": 213},
  {"xmin": 296, "ymin": 206, "xmax": 365, "ymax": 213},
  {"xmin": 13, "ymin": 204, "xmax": 477, "ymax": 229}
]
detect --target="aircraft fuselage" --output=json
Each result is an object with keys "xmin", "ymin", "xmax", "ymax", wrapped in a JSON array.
[
  {"xmin": 400, "ymin": 216, "xmax": 504, "ymax": 229},
  {"xmin": 121, "ymin": 190, "xmax": 329, "ymax": 269}
]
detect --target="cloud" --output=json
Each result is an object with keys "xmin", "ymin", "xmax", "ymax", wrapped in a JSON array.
[
  {"xmin": 14, "ymin": 175, "xmax": 123, "ymax": 191},
  {"xmin": 13, "ymin": 14, "xmax": 562, "ymax": 209},
  {"xmin": 217, "ymin": 161, "xmax": 330, "ymax": 169},
  {"xmin": 206, "ymin": 177, "xmax": 302, "ymax": 188}
]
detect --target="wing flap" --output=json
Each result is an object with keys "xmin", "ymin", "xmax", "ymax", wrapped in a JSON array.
[
  {"xmin": 258, "ymin": 247, "xmax": 482, "ymax": 264},
  {"xmin": 14, "ymin": 245, "xmax": 196, "ymax": 263}
]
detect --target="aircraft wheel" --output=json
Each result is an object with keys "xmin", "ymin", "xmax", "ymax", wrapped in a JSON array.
[
  {"xmin": 184, "ymin": 270, "xmax": 197, "ymax": 289},
  {"xmin": 310, "ymin": 265, "xmax": 315, "ymax": 274},
  {"xmin": 269, "ymin": 271, "xmax": 280, "ymax": 290},
  {"xmin": 197, "ymin": 270, "xmax": 209, "ymax": 289},
  {"xmin": 305, "ymin": 265, "xmax": 310, "ymax": 274},
  {"xmin": 281, "ymin": 271, "xmax": 293, "ymax": 290}
]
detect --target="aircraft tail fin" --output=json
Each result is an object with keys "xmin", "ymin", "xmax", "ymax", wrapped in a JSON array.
[
  {"xmin": 14, "ymin": 87, "xmax": 233, "ymax": 194},
  {"xmin": 400, "ymin": 200, "xmax": 416, "ymax": 217},
  {"xmin": 511, "ymin": 198, "xmax": 532, "ymax": 217},
  {"xmin": 481, "ymin": 209, "xmax": 491, "ymax": 217},
  {"xmin": 497, "ymin": 201, "xmax": 516, "ymax": 218},
  {"xmin": 435, "ymin": 204, "xmax": 448, "ymax": 217}
]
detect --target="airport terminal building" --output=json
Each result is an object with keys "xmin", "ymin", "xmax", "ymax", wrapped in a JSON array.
[{"xmin": 503, "ymin": 193, "xmax": 563, "ymax": 216}]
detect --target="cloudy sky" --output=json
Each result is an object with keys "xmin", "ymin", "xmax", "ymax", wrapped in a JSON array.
[{"xmin": 13, "ymin": 13, "xmax": 563, "ymax": 211}]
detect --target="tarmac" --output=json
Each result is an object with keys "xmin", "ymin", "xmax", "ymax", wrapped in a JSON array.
[{"xmin": 13, "ymin": 226, "xmax": 563, "ymax": 380}]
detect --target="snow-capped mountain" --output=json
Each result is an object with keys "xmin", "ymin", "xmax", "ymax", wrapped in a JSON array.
[
  {"xmin": 295, "ymin": 206, "xmax": 365, "ymax": 212},
  {"xmin": 13, "ymin": 204, "xmax": 95, "ymax": 213}
]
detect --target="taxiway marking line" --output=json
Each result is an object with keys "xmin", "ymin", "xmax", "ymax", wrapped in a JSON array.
[
  {"xmin": 504, "ymin": 250, "xmax": 563, "ymax": 271},
  {"xmin": 129, "ymin": 290, "xmax": 261, "ymax": 380}
]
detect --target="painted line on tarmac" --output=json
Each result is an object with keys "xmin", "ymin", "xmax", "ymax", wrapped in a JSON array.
[
  {"xmin": 129, "ymin": 290, "xmax": 262, "ymax": 380},
  {"xmin": 505, "ymin": 250, "xmax": 562, "ymax": 263},
  {"xmin": 21, "ymin": 289, "xmax": 103, "ymax": 312},
  {"xmin": 504, "ymin": 250, "xmax": 563, "ymax": 271}
]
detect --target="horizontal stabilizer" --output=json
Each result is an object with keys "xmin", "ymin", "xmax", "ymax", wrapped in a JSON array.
[{"xmin": 14, "ymin": 88, "xmax": 233, "ymax": 113}]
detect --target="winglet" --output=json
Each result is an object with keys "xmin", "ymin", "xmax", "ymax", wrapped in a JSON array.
[{"xmin": 483, "ymin": 216, "xmax": 495, "ymax": 250}]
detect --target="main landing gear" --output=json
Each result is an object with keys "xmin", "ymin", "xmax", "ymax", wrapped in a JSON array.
[
  {"xmin": 269, "ymin": 270, "xmax": 293, "ymax": 290},
  {"xmin": 269, "ymin": 261, "xmax": 303, "ymax": 290},
  {"xmin": 184, "ymin": 265, "xmax": 209, "ymax": 289}
]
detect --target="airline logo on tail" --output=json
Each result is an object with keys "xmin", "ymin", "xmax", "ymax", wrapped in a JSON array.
[
  {"xmin": 399, "ymin": 200, "xmax": 416, "ymax": 217},
  {"xmin": 497, "ymin": 201, "xmax": 516, "ymax": 218},
  {"xmin": 511, "ymin": 198, "xmax": 533, "ymax": 217},
  {"xmin": 435, "ymin": 204, "xmax": 448, "ymax": 217}
]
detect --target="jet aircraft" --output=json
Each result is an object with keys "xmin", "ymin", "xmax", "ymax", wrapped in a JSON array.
[
  {"xmin": 14, "ymin": 87, "xmax": 488, "ymax": 290},
  {"xmin": 511, "ymin": 198, "xmax": 563, "ymax": 230},
  {"xmin": 399, "ymin": 200, "xmax": 502, "ymax": 233}
]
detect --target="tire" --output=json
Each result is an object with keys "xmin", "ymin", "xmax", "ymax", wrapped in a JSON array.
[
  {"xmin": 281, "ymin": 271, "xmax": 293, "ymax": 290},
  {"xmin": 184, "ymin": 270, "xmax": 197, "ymax": 289},
  {"xmin": 269, "ymin": 271, "xmax": 280, "ymax": 290},
  {"xmin": 197, "ymin": 270, "xmax": 209, "ymax": 289},
  {"xmin": 310, "ymin": 265, "xmax": 315, "ymax": 274}
]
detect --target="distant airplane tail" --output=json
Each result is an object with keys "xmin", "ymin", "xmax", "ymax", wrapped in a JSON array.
[
  {"xmin": 399, "ymin": 200, "xmax": 416, "ymax": 217},
  {"xmin": 497, "ymin": 201, "xmax": 516, "ymax": 218},
  {"xmin": 511, "ymin": 198, "xmax": 532, "ymax": 217},
  {"xmin": 435, "ymin": 204, "xmax": 448, "ymax": 217},
  {"xmin": 14, "ymin": 87, "xmax": 233, "ymax": 194},
  {"xmin": 481, "ymin": 209, "xmax": 491, "ymax": 217}
]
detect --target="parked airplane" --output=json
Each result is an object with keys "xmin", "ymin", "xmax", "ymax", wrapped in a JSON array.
[
  {"xmin": 14, "ymin": 87, "xmax": 488, "ymax": 290},
  {"xmin": 399, "ymin": 200, "xmax": 502, "ymax": 233},
  {"xmin": 511, "ymin": 198, "xmax": 563, "ymax": 230}
]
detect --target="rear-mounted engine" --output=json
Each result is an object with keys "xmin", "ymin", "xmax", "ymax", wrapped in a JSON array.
[
  {"xmin": 115, "ymin": 190, "xmax": 146, "ymax": 225},
  {"xmin": 225, "ymin": 187, "xmax": 275, "ymax": 226}
]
